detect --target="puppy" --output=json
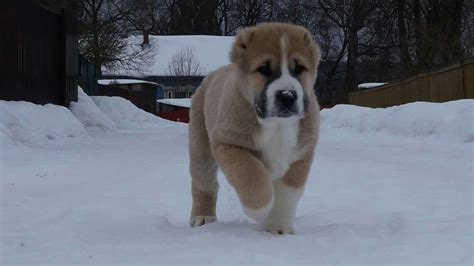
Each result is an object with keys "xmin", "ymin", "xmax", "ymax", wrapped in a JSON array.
[{"xmin": 189, "ymin": 22, "xmax": 320, "ymax": 234}]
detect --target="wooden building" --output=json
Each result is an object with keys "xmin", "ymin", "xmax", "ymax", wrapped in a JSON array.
[
  {"xmin": 0, "ymin": 0, "xmax": 79, "ymax": 107},
  {"xmin": 156, "ymin": 98, "xmax": 191, "ymax": 123},
  {"xmin": 102, "ymin": 75, "xmax": 204, "ymax": 100},
  {"xmin": 97, "ymin": 79, "xmax": 159, "ymax": 114},
  {"xmin": 144, "ymin": 76, "xmax": 203, "ymax": 99}
]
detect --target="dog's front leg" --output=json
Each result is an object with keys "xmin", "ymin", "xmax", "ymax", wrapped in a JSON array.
[
  {"xmin": 260, "ymin": 151, "xmax": 313, "ymax": 234},
  {"xmin": 213, "ymin": 144, "xmax": 274, "ymax": 221}
]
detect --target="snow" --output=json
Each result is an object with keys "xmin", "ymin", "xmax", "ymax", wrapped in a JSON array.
[
  {"xmin": 358, "ymin": 82, "xmax": 388, "ymax": 89},
  {"xmin": 69, "ymin": 87, "xmax": 117, "ymax": 134},
  {"xmin": 97, "ymin": 79, "xmax": 159, "ymax": 86},
  {"xmin": 322, "ymin": 100, "xmax": 474, "ymax": 143},
  {"xmin": 103, "ymin": 35, "xmax": 234, "ymax": 76},
  {"xmin": 1, "ymin": 97, "xmax": 473, "ymax": 265},
  {"xmin": 0, "ymin": 100, "xmax": 87, "ymax": 148},
  {"xmin": 91, "ymin": 95, "xmax": 164, "ymax": 129},
  {"xmin": 157, "ymin": 98, "xmax": 192, "ymax": 108}
]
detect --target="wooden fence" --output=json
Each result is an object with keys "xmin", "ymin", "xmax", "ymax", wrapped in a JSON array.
[{"xmin": 349, "ymin": 57, "xmax": 474, "ymax": 108}]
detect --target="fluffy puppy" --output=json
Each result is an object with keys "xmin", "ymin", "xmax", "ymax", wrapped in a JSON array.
[{"xmin": 189, "ymin": 22, "xmax": 320, "ymax": 234}]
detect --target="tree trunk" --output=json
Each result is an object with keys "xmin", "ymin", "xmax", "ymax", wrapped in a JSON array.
[
  {"xmin": 396, "ymin": 0, "xmax": 413, "ymax": 77},
  {"xmin": 439, "ymin": 0, "xmax": 464, "ymax": 64},
  {"xmin": 343, "ymin": 29, "xmax": 358, "ymax": 102},
  {"xmin": 341, "ymin": 0, "xmax": 364, "ymax": 103},
  {"xmin": 413, "ymin": 0, "xmax": 424, "ymax": 70},
  {"xmin": 143, "ymin": 29, "xmax": 149, "ymax": 46}
]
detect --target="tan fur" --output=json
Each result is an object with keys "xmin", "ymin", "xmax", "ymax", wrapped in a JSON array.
[
  {"xmin": 191, "ymin": 186, "xmax": 217, "ymax": 217},
  {"xmin": 214, "ymin": 144, "xmax": 274, "ymax": 209},
  {"xmin": 189, "ymin": 22, "xmax": 321, "ymax": 232},
  {"xmin": 282, "ymin": 149, "xmax": 315, "ymax": 188}
]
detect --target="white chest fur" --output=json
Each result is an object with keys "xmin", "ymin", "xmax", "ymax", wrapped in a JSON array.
[{"xmin": 254, "ymin": 118, "xmax": 301, "ymax": 180}]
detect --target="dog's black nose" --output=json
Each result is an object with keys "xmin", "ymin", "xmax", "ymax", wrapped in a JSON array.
[{"xmin": 275, "ymin": 90, "xmax": 297, "ymax": 108}]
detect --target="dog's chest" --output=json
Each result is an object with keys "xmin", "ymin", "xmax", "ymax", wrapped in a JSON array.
[{"xmin": 254, "ymin": 119, "xmax": 300, "ymax": 180}]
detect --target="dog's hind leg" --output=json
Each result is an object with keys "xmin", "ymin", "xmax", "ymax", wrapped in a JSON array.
[{"xmin": 189, "ymin": 91, "xmax": 218, "ymax": 227}]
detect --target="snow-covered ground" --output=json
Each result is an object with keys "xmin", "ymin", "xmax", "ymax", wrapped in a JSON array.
[{"xmin": 1, "ymin": 93, "xmax": 473, "ymax": 265}]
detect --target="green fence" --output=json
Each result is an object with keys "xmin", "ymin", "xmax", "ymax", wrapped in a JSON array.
[{"xmin": 79, "ymin": 55, "xmax": 98, "ymax": 95}]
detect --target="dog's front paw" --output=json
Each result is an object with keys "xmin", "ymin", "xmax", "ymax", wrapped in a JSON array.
[
  {"xmin": 260, "ymin": 223, "xmax": 295, "ymax": 235},
  {"xmin": 242, "ymin": 196, "xmax": 274, "ymax": 222},
  {"xmin": 189, "ymin": 215, "xmax": 216, "ymax": 227}
]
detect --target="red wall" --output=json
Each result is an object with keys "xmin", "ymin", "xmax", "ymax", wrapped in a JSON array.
[{"xmin": 157, "ymin": 108, "xmax": 190, "ymax": 123}]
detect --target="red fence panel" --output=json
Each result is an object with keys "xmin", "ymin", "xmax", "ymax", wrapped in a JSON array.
[{"xmin": 157, "ymin": 109, "xmax": 190, "ymax": 123}]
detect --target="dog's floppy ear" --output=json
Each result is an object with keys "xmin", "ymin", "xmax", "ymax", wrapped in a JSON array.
[
  {"xmin": 303, "ymin": 32, "xmax": 311, "ymax": 46},
  {"xmin": 236, "ymin": 28, "xmax": 255, "ymax": 50},
  {"xmin": 230, "ymin": 27, "xmax": 255, "ymax": 64},
  {"xmin": 300, "ymin": 30, "xmax": 321, "ymax": 68}
]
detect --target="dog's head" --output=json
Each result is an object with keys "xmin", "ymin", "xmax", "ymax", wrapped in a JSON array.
[{"xmin": 230, "ymin": 22, "xmax": 321, "ymax": 121}]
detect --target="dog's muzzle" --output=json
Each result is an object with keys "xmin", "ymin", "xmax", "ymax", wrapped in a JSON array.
[
  {"xmin": 274, "ymin": 89, "xmax": 298, "ymax": 117},
  {"xmin": 255, "ymin": 88, "xmax": 303, "ymax": 119}
]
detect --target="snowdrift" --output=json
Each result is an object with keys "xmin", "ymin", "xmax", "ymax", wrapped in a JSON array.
[
  {"xmin": 0, "ymin": 101, "xmax": 87, "ymax": 146},
  {"xmin": 0, "ymin": 88, "xmax": 169, "ymax": 146},
  {"xmin": 69, "ymin": 87, "xmax": 117, "ymax": 133},
  {"xmin": 91, "ymin": 95, "xmax": 165, "ymax": 129},
  {"xmin": 1, "ymin": 94, "xmax": 472, "ymax": 147},
  {"xmin": 321, "ymin": 100, "xmax": 474, "ymax": 143}
]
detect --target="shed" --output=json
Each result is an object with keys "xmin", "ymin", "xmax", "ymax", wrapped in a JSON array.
[
  {"xmin": 0, "ymin": 0, "xmax": 79, "ymax": 107},
  {"xmin": 97, "ymin": 79, "xmax": 160, "ymax": 114},
  {"xmin": 146, "ymin": 76, "xmax": 204, "ymax": 99},
  {"xmin": 156, "ymin": 98, "xmax": 191, "ymax": 123}
]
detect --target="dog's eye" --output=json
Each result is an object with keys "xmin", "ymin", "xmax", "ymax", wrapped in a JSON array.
[
  {"xmin": 256, "ymin": 63, "xmax": 272, "ymax": 77},
  {"xmin": 293, "ymin": 64, "xmax": 306, "ymax": 76}
]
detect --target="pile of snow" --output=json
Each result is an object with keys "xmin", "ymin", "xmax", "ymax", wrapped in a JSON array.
[
  {"xmin": 69, "ymin": 87, "xmax": 117, "ymax": 133},
  {"xmin": 0, "ymin": 88, "xmax": 171, "ymax": 147},
  {"xmin": 0, "ymin": 101, "xmax": 87, "ymax": 147},
  {"xmin": 98, "ymin": 79, "xmax": 158, "ymax": 86},
  {"xmin": 358, "ymin": 82, "xmax": 387, "ymax": 89},
  {"xmin": 91, "ymin": 96, "xmax": 164, "ymax": 129},
  {"xmin": 321, "ymin": 100, "xmax": 474, "ymax": 142},
  {"xmin": 104, "ymin": 35, "xmax": 234, "ymax": 76},
  {"xmin": 157, "ymin": 98, "xmax": 192, "ymax": 108}
]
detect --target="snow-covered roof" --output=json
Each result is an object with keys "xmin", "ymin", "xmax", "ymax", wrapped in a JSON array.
[
  {"xmin": 104, "ymin": 35, "xmax": 235, "ymax": 76},
  {"xmin": 98, "ymin": 79, "xmax": 159, "ymax": 86},
  {"xmin": 358, "ymin": 82, "xmax": 388, "ymax": 89},
  {"xmin": 157, "ymin": 98, "xmax": 192, "ymax": 108}
]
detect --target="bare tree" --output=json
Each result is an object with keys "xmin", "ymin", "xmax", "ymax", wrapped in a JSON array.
[
  {"xmin": 78, "ymin": 0, "xmax": 154, "ymax": 75},
  {"xmin": 318, "ymin": 0, "xmax": 380, "ymax": 101},
  {"xmin": 122, "ymin": 0, "xmax": 165, "ymax": 45},
  {"xmin": 229, "ymin": 0, "xmax": 276, "ymax": 32},
  {"xmin": 461, "ymin": 0, "xmax": 474, "ymax": 56},
  {"xmin": 410, "ymin": 0, "xmax": 466, "ymax": 69},
  {"xmin": 168, "ymin": 0, "xmax": 220, "ymax": 35},
  {"xmin": 167, "ymin": 46, "xmax": 206, "ymax": 76},
  {"xmin": 77, "ymin": 0, "xmax": 472, "ymax": 103},
  {"xmin": 217, "ymin": 0, "xmax": 232, "ymax": 35},
  {"xmin": 395, "ymin": 0, "xmax": 414, "ymax": 77}
]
